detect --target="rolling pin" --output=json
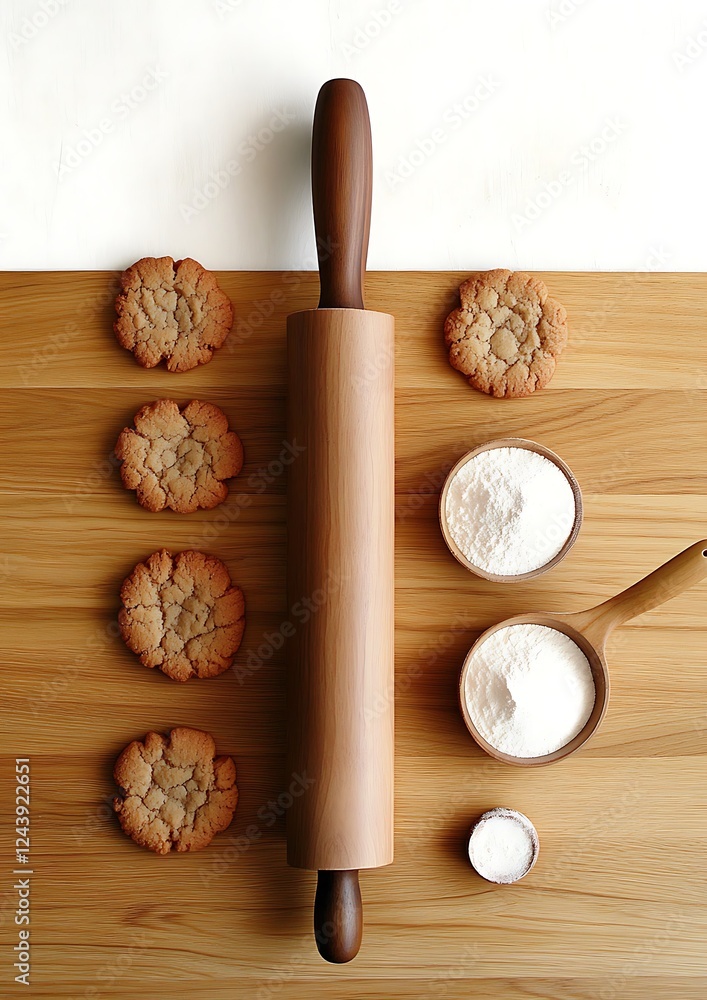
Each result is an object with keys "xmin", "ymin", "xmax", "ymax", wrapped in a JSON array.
[{"xmin": 286, "ymin": 78, "xmax": 395, "ymax": 964}]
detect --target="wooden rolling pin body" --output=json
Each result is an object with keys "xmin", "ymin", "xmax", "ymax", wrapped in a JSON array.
[{"xmin": 286, "ymin": 307, "xmax": 395, "ymax": 872}]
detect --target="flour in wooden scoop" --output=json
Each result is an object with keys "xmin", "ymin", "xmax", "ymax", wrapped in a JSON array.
[{"xmin": 464, "ymin": 623, "xmax": 595, "ymax": 758}]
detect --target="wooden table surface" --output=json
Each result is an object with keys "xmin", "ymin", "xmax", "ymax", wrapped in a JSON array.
[{"xmin": 0, "ymin": 271, "xmax": 706, "ymax": 998}]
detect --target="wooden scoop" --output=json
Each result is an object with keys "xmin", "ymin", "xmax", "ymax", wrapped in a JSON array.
[{"xmin": 459, "ymin": 540, "xmax": 707, "ymax": 765}]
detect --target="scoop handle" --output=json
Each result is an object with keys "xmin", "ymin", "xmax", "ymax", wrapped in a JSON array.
[
  {"xmin": 582, "ymin": 540, "xmax": 707, "ymax": 641},
  {"xmin": 311, "ymin": 78, "xmax": 372, "ymax": 309},
  {"xmin": 314, "ymin": 869, "xmax": 362, "ymax": 964}
]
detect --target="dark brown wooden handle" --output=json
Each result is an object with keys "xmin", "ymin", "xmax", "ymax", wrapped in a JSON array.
[
  {"xmin": 314, "ymin": 869, "xmax": 363, "ymax": 964},
  {"xmin": 311, "ymin": 78, "xmax": 372, "ymax": 310}
]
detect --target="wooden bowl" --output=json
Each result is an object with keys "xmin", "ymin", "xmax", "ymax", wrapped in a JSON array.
[{"xmin": 439, "ymin": 438, "xmax": 583, "ymax": 583}]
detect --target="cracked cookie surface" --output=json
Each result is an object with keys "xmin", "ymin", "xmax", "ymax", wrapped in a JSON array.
[
  {"xmin": 119, "ymin": 549, "xmax": 245, "ymax": 682},
  {"xmin": 444, "ymin": 269, "xmax": 568, "ymax": 398},
  {"xmin": 114, "ymin": 256, "xmax": 233, "ymax": 372},
  {"xmin": 113, "ymin": 727, "xmax": 238, "ymax": 854},
  {"xmin": 115, "ymin": 398, "xmax": 243, "ymax": 513}
]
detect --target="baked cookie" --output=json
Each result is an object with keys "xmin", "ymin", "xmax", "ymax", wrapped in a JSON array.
[
  {"xmin": 114, "ymin": 256, "xmax": 233, "ymax": 372},
  {"xmin": 444, "ymin": 269, "xmax": 568, "ymax": 398},
  {"xmin": 113, "ymin": 727, "xmax": 238, "ymax": 854},
  {"xmin": 119, "ymin": 549, "xmax": 245, "ymax": 682},
  {"xmin": 115, "ymin": 399, "xmax": 243, "ymax": 513}
]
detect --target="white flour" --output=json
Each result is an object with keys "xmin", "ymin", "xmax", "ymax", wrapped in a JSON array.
[
  {"xmin": 468, "ymin": 808, "xmax": 538, "ymax": 884},
  {"xmin": 444, "ymin": 446, "xmax": 576, "ymax": 576},
  {"xmin": 464, "ymin": 623, "xmax": 595, "ymax": 758}
]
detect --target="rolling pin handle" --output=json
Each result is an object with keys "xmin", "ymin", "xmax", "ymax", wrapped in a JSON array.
[
  {"xmin": 311, "ymin": 78, "xmax": 373, "ymax": 310},
  {"xmin": 314, "ymin": 869, "xmax": 363, "ymax": 964}
]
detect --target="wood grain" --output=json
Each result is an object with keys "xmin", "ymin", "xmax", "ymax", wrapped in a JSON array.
[
  {"xmin": 1, "ymin": 271, "xmax": 706, "ymax": 997},
  {"xmin": 286, "ymin": 309, "xmax": 395, "ymax": 872}
]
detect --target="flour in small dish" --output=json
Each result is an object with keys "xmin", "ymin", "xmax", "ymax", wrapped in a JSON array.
[
  {"xmin": 468, "ymin": 808, "xmax": 538, "ymax": 884},
  {"xmin": 444, "ymin": 446, "xmax": 576, "ymax": 576}
]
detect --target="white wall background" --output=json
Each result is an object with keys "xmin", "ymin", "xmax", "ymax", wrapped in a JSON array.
[{"xmin": 1, "ymin": 0, "xmax": 706, "ymax": 271}]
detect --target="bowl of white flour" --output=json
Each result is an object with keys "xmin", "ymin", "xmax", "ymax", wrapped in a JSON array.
[
  {"xmin": 459, "ymin": 617, "xmax": 603, "ymax": 765},
  {"xmin": 439, "ymin": 438, "xmax": 582, "ymax": 582}
]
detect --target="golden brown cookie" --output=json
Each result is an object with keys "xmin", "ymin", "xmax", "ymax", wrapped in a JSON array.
[
  {"xmin": 114, "ymin": 256, "xmax": 233, "ymax": 372},
  {"xmin": 119, "ymin": 549, "xmax": 245, "ymax": 682},
  {"xmin": 115, "ymin": 399, "xmax": 243, "ymax": 513},
  {"xmin": 444, "ymin": 269, "xmax": 568, "ymax": 398},
  {"xmin": 113, "ymin": 727, "xmax": 238, "ymax": 854}
]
